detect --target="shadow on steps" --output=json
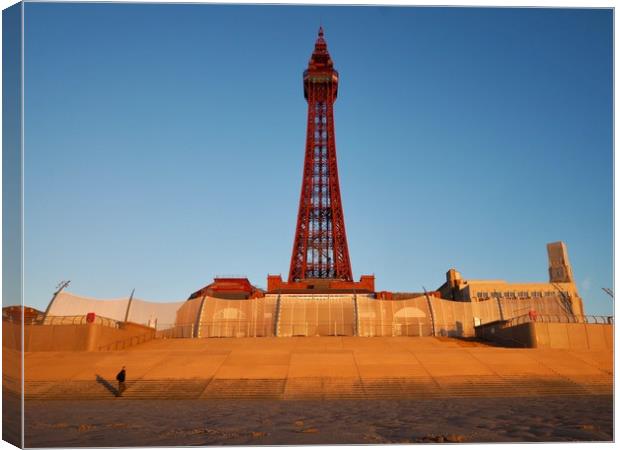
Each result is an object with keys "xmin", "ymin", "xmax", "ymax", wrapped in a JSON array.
[{"xmin": 95, "ymin": 374, "xmax": 118, "ymax": 397}]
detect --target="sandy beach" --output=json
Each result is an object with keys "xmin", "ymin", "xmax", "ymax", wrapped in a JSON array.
[{"xmin": 24, "ymin": 395, "xmax": 612, "ymax": 447}]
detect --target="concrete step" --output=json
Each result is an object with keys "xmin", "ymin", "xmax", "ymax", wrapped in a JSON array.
[
  {"xmin": 283, "ymin": 378, "xmax": 366, "ymax": 400},
  {"xmin": 24, "ymin": 375, "xmax": 612, "ymax": 400},
  {"xmin": 361, "ymin": 377, "xmax": 438, "ymax": 399},
  {"xmin": 25, "ymin": 380, "xmax": 112, "ymax": 400},
  {"xmin": 3, "ymin": 375, "xmax": 20, "ymax": 393},
  {"xmin": 123, "ymin": 379, "xmax": 210, "ymax": 399},
  {"xmin": 202, "ymin": 379, "xmax": 285, "ymax": 399}
]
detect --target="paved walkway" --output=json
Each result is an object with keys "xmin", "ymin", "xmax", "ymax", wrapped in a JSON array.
[{"xmin": 15, "ymin": 337, "xmax": 612, "ymax": 400}]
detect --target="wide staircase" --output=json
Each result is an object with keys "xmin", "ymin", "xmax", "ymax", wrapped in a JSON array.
[
  {"xmin": 19, "ymin": 336, "xmax": 612, "ymax": 401},
  {"xmin": 22, "ymin": 373, "xmax": 612, "ymax": 401}
]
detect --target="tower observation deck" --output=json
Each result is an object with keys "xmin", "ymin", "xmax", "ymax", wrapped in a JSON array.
[{"xmin": 267, "ymin": 27, "xmax": 375, "ymax": 294}]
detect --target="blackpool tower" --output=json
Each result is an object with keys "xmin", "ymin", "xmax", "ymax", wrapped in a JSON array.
[
  {"xmin": 267, "ymin": 27, "xmax": 374, "ymax": 294},
  {"xmin": 289, "ymin": 27, "xmax": 353, "ymax": 283}
]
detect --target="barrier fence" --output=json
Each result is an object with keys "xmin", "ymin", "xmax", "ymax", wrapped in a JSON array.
[
  {"xmin": 98, "ymin": 331, "xmax": 154, "ymax": 351},
  {"xmin": 32, "ymin": 292, "xmax": 606, "ymax": 340},
  {"xmin": 42, "ymin": 315, "xmax": 120, "ymax": 328},
  {"xmin": 356, "ymin": 296, "xmax": 432, "ymax": 337},
  {"xmin": 278, "ymin": 295, "xmax": 355, "ymax": 337},
  {"xmin": 506, "ymin": 314, "xmax": 614, "ymax": 327}
]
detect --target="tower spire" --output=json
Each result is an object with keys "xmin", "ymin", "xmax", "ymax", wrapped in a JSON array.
[{"xmin": 288, "ymin": 29, "xmax": 352, "ymax": 282}]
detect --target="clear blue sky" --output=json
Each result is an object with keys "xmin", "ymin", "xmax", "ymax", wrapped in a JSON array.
[{"xmin": 23, "ymin": 4, "xmax": 612, "ymax": 315}]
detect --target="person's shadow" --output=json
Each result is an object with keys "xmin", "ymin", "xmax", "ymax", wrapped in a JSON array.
[{"xmin": 95, "ymin": 374, "xmax": 119, "ymax": 397}]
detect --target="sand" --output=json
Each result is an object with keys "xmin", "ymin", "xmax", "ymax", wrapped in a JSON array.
[{"xmin": 23, "ymin": 395, "xmax": 613, "ymax": 447}]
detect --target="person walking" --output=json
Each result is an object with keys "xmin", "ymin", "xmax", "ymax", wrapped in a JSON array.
[{"xmin": 116, "ymin": 366, "xmax": 126, "ymax": 397}]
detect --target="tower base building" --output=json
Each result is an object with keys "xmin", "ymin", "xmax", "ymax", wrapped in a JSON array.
[{"xmin": 38, "ymin": 241, "xmax": 591, "ymax": 341}]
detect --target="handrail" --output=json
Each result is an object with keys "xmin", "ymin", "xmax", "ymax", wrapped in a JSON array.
[
  {"xmin": 98, "ymin": 330, "xmax": 155, "ymax": 351},
  {"xmin": 504, "ymin": 314, "xmax": 613, "ymax": 328},
  {"xmin": 41, "ymin": 315, "xmax": 121, "ymax": 328},
  {"xmin": 156, "ymin": 324, "xmax": 194, "ymax": 339}
]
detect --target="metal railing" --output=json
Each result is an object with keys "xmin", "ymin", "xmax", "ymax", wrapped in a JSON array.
[
  {"xmin": 42, "ymin": 315, "xmax": 121, "ymax": 328},
  {"xmin": 277, "ymin": 322, "xmax": 354, "ymax": 337},
  {"xmin": 156, "ymin": 324, "xmax": 193, "ymax": 339},
  {"xmin": 98, "ymin": 331, "xmax": 155, "ymax": 351},
  {"xmin": 506, "ymin": 314, "xmax": 614, "ymax": 327},
  {"xmin": 151, "ymin": 321, "xmax": 439, "ymax": 338},
  {"xmin": 200, "ymin": 322, "xmax": 275, "ymax": 338},
  {"xmin": 278, "ymin": 294, "xmax": 362, "ymax": 299}
]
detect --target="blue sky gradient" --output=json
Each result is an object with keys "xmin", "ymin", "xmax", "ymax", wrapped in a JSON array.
[{"xmin": 23, "ymin": 4, "xmax": 612, "ymax": 315}]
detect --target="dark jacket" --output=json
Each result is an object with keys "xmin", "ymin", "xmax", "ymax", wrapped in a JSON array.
[{"xmin": 116, "ymin": 369, "xmax": 126, "ymax": 382}]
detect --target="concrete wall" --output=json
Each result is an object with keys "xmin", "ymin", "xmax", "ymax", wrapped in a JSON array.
[
  {"xmin": 476, "ymin": 321, "xmax": 613, "ymax": 350},
  {"xmin": 4, "ymin": 321, "xmax": 155, "ymax": 352},
  {"xmin": 533, "ymin": 322, "xmax": 613, "ymax": 350},
  {"xmin": 3, "ymin": 320, "xmax": 22, "ymax": 351},
  {"xmin": 24, "ymin": 322, "xmax": 91, "ymax": 351},
  {"xmin": 475, "ymin": 322, "xmax": 535, "ymax": 347},
  {"xmin": 93, "ymin": 322, "xmax": 156, "ymax": 351}
]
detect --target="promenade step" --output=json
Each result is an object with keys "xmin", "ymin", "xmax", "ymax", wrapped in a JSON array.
[
  {"xmin": 202, "ymin": 379, "xmax": 285, "ymax": 399},
  {"xmin": 2, "ymin": 375, "xmax": 20, "ymax": 393},
  {"xmin": 571, "ymin": 375, "xmax": 614, "ymax": 395},
  {"xmin": 283, "ymin": 378, "xmax": 367, "ymax": 399},
  {"xmin": 361, "ymin": 377, "xmax": 439, "ymax": 399},
  {"xmin": 22, "ymin": 374, "xmax": 612, "ymax": 400},
  {"xmin": 20, "ymin": 337, "xmax": 613, "ymax": 401},
  {"xmin": 123, "ymin": 379, "xmax": 210, "ymax": 399},
  {"xmin": 25, "ymin": 380, "xmax": 111, "ymax": 400}
]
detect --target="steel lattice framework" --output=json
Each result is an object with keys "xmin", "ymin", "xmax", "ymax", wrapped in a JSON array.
[{"xmin": 289, "ymin": 27, "xmax": 353, "ymax": 282}]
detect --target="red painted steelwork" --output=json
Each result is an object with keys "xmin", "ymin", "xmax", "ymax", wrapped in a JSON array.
[
  {"xmin": 189, "ymin": 278, "xmax": 265, "ymax": 300},
  {"xmin": 268, "ymin": 274, "xmax": 375, "ymax": 294},
  {"xmin": 289, "ymin": 27, "xmax": 353, "ymax": 283}
]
